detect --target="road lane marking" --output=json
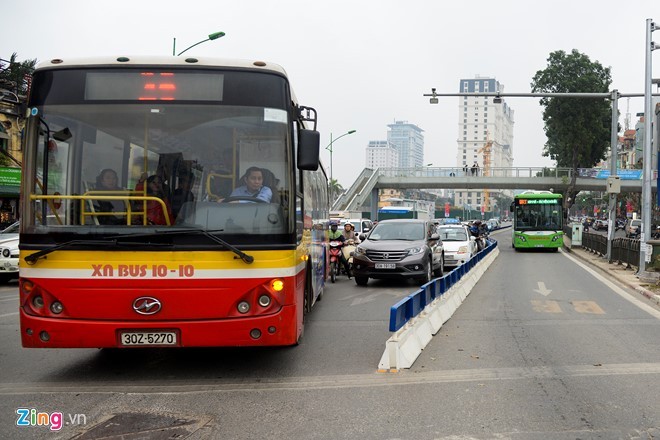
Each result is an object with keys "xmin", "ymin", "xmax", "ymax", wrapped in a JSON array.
[
  {"xmin": 0, "ymin": 312, "xmax": 18, "ymax": 318},
  {"xmin": 561, "ymin": 249, "xmax": 660, "ymax": 319},
  {"xmin": 571, "ymin": 300, "xmax": 606, "ymax": 314},
  {"xmin": 531, "ymin": 299, "xmax": 562, "ymax": 313},
  {"xmin": 534, "ymin": 281, "xmax": 552, "ymax": 296},
  {"xmin": 1, "ymin": 362, "xmax": 660, "ymax": 395}
]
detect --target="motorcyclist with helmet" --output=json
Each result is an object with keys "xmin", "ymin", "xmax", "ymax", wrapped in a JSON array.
[
  {"xmin": 329, "ymin": 221, "xmax": 352, "ymax": 279},
  {"xmin": 341, "ymin": 222, "xmax": 360, "ymax": 243},
  {"xmin": 469, "ymin": 220, "xmax": 486, "ymax": 251}
]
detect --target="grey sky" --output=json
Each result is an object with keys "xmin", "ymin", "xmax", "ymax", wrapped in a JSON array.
[{"xmin": 2, "ymin": 0, "xmax": 658, "ymax": 187}]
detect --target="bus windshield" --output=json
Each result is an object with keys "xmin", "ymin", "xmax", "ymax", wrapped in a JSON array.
[
  {"xmin": 24, "ymin": 68, "xmax": 293, "ymax": 239},
  {"xmin": 514, "ymin": 198, "xmax": 562, "ymax": 231}
]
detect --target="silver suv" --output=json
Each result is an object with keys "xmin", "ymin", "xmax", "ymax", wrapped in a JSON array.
[{"xmin": 352, "ymin": 219, "xmax": 444, "ymax": 286}]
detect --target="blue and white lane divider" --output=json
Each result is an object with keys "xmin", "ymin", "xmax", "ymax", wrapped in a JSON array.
[{"xmin": 378, "ymin": 240, "xmax": 499, "ymax": 371}]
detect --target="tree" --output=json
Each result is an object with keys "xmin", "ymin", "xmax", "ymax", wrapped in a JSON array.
[
  {"xmin": 531, "ymin": 49, "xmax": 613, "ymax": 213},
  {"xmin": 328, "ymin": 178, "xmax": 344, "ymax": 204},
  {"xmin": 0, "ymin": 53, "xmax": 37, "ymax": 98},
  {"xmin": 0, "ymin": 53, "xmax": 37, "ymax": 167}
]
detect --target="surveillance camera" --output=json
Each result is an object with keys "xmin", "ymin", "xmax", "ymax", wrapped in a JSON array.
[{"xmin": 430, "ymin": 98, "xmax": 439, "ymax": 104}]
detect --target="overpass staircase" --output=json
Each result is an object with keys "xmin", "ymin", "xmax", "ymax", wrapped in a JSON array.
[{"xmin": 332, "ymin": 167, "xmax": 379, "ymax": 212}]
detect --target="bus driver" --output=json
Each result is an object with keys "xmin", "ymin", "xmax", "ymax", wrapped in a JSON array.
[{"xmin": 228, "ymin": 167, "xmax": 272, "ymax": 203}]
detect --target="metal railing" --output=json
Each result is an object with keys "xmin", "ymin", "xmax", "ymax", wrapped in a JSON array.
[
  {"xmin": 568, "ymin": 228, "xmax": 640, "ymax": 270},
  {"xmin": 378, "ymin": 166, "xmax": 576, "ymax": 179}
]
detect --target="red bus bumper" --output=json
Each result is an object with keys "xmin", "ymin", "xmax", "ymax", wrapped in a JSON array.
[{"xmin": 20, "ymin": 304, "xmax": 300, "ymax": 348}]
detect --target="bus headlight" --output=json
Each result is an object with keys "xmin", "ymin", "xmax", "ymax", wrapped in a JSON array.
[
  {"xmin": 50, "ymin": 301, "xmax": 64, "ymax": 314},
  {"xmin": 32, "ymin": 296, "xmax": 44, "ymax": 309},
  {"xmin": 237, "ymin": 301, "xmax": 250, "ymax": 314},
  {"xmin": 258, "ymin": 295, "xmax": 271, "ymax": 307}
]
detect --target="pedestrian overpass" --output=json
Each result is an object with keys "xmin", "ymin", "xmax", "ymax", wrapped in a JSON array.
[{"xmin": 332, "ymin": 166, "xmax": 653, "ymax": 219}]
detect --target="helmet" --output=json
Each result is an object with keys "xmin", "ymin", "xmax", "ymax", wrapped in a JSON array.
[{"xmin": 329, "ymin": 220, "xmax": 338, "ymax": 227}]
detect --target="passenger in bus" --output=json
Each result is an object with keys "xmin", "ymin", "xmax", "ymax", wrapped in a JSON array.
[
  {"xmin": 171, "ymin": 172, "xmax": 195, "ymax": 219},
  {"xmin": 94, "ymin": 168, "xmax": 126, "ymax": 225},
  {"xmin": 134, "ymin": 165, "xmax": 171, "ymax": 198},
  {"xmin": 144, "ymin": 175, "xmax": 173, "ymax": 225},
  {"xmin": 227, "ymin": 167, "xmax": 272, "ymax": 203}
]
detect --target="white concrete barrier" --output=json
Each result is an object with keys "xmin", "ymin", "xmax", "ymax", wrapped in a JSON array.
[{"xmin": 378, "ymin": 247, "xmax": 500, "ymax": 371}]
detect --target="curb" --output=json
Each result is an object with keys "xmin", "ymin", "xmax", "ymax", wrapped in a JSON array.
[{"xmin": 563, "ymin": 244, "xmax": 660, "ymax": 306}]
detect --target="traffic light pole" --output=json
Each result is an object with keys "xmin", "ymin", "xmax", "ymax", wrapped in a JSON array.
[{"xmin": 606, "ymin": 90, "xmax": 619, "ymax": 262}]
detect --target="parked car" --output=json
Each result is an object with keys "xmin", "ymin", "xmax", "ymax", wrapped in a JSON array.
[
  {"xmin": 593, "ymin": 219, "xmax": 608, "ymax": 231},
  {"xmin": 625, "ymin": 219, "xmax": 642, "ymax": 238},
  {"xmin": 352, "ymin": 219, "xmax": 444, "ymax": 286},
  {"xmin": 437, "ymin": 224, "xmax": 477, "ymax": 268},
  {"xmin": 0, "ymin": 234, "xmax": 19, "ymax": 282},
  {"xmin": 0, "ymin": 221, "xmax": 19, "ymax": 239}
]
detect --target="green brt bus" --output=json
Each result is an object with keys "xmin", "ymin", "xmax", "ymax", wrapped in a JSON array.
[{"xmin": 510, "ymin": 191, "xmax": 563, "ymax": 250}]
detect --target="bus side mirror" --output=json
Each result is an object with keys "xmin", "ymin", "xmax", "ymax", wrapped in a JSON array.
[
  {"xmin": 509, "ymin": 202, "xmax": 514, "ymax": 212},
  {"xmin": 297, "ymin": 129, "xmax": 320, "ymax": 171}
]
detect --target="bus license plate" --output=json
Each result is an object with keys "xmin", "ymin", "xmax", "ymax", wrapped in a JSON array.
[
  {"xmin": 375, "ymin": 263, "xmax": 396, "ymax": 269},
  {"xmin": 120, "ymin": 331, "xmax": 178, "ymax": 346}
]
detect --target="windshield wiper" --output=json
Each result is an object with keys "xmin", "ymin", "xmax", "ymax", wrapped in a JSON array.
[
  {"xmin": 24, "ymin": 239, "xmax": 171, "ymax": 264},
  {"xmin": 112, "ymin": 228, "xmax": 254, "ymax": 264}
]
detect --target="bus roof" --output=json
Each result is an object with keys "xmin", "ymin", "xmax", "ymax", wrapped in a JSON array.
[
  {"xmin": 514, "ymin": 192, "xmax": 562, "ymax": 199},
  {"xmin": 32, "ymin": 55, "xmax": 300, "ymax": 113},
  {"xmin": 379, "ymin": 207, "xmax": 412, "ymax": 213},
  {"xmin": 34, "ymin": 56, "xmax": 288, "ymax": 76}
]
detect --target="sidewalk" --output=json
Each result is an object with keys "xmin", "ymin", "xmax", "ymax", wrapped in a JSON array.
[{"xmin": 563, "ymin": 239, "xmax": 660, "ymax": 306}]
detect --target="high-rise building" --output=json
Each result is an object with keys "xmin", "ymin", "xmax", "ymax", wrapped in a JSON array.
[
  {"xmin": 366, "ymin": 140, "xmax": 399, "ymax": 169},
  {"xmin": 454, "ymin": 76, "xmax": 514, "ymax": 214},
  {"xmin": 387, "ymin": 120, "xmax": 424, "ymax": 168}
]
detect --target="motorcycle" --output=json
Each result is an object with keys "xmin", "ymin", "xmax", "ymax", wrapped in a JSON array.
[
  {"xmin": 341, "ymin": 239, "xmax": 356, "ymax": 277},
  {"xmin": 328, "ymin": 240, "xmax": 344, "ymax": 283},
  {"xmin": 615, "ymin": 219, "xmax": 626, "ymax": 231},
  {"xmin": 652, "ymin": 225, "xmax": 660, "ymax": 240}
]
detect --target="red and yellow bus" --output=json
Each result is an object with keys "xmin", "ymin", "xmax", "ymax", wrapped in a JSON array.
[{"xmin": 19, "ymin": 56, "xmax": 328, "ymax": 348}]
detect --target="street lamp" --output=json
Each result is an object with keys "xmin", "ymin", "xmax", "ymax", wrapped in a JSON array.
[
  {"xmin": 325, "ymin": 129, "xmax": 356, "ymax": 185},
  {"xmin": 172, "ymin": 31, "xmax": 226, "ymax": 56},
  {"xmin": 639, "ymin": 18, "xmax": 657, "ymax": 274}
]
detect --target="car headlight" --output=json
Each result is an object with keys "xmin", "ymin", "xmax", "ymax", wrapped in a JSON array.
[
  {"xmin": 355, "ymin": 246, "xmax": 366, "ymax": 256},
  {"xmin": 406, "ymin": 247, "xmax": 424, "ymax": 256},
  {"xmin": 457, "ymin": 246, "xmax": 468, "ymax": 253}
]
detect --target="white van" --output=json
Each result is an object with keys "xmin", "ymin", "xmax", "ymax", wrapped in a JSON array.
[
  {"xmin": 625, "ymin": 219, "xmax": 641, "ymax": 237},
  {"xmin": 340, "ymin": 218, "xmax": 374, "ymax": 238}
]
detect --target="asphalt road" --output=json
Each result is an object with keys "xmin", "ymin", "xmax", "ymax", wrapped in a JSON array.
[{"xmin": 2, "ymin": 227, "xmax": 660, "ymax": 439}]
